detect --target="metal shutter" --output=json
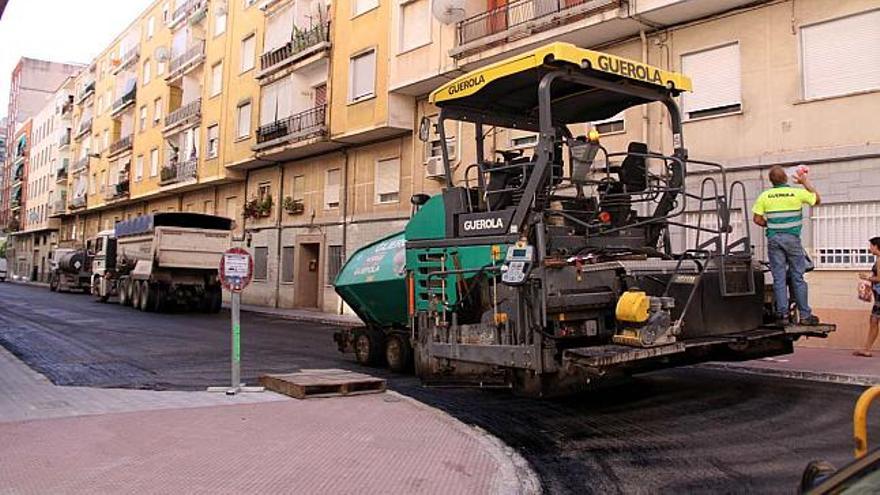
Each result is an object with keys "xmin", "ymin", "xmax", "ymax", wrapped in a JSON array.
[
  {"xmin": 324, "ymin": 168, "xmax": 340, "ymax": 207},
  {"xmin": 681, "ymin": 43, "xmax": 741, "ymax": 114},
  {"xmin": 281, "ymin": 246, "xmax": 295, "ymax": 283},
  {"xmin": 265, "ymin": 3, "xmax": 295, "ymax": 52},
  {"xmin": 375, "ymin": 158, "xmax": 400, "ymax": 200},
  {"xmin": 801, "ymin": 10, "xmax": 880, "ymax": 100},
  {"xmin": 350, "ymin": 50, "xmax": 376, "ymax": 101}
]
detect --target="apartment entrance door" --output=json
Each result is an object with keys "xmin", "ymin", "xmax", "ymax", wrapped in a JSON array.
[{"xmin": 295, "ymin": 242, "xmax": 321, "ymax": 308}]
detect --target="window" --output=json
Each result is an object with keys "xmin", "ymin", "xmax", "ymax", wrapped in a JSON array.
[
  {"xmin": 265, "ymin": 4, "xmax": 294, "ymax": 52},
  {"xmin": 150, "ymin": 148, "xmax": 159, "ymax": 176},
  {"xmin": 681, "ymin": 43, "xmax": 741, "ymax": 119},
  {"xmin": 353, "ymin": 0, "xmax": 379, "ymax": 16},
  {"xmin": 236, "ymin": 102, "xmax": 252, "ymax": 139},
  {"xmin": 260, "ymin": 76, "xmax": 293, "ymax": 125},
  {"xmin": 281, "ymin": 246, "xmax": 295, "ymax": 283},
  {"xmin": 215, "ymin": 7, "xmax": 227, "ymax": 36},
  {"xmin": 590, "ymin": 111, "xmax": 625, "ymax": 134},
  {"xmin": 211, "ymin": 62, "xmax": 223, "ymax": 96},
  {"xmin": 258, "ymin": 182, "xmax": 271, "ymax": 203},
  {"xmin": 510, "ymin": 134, "xmax": 538, "ymax": 149},
  {"xmin": 812, "ymin": 202, "xmax": 880, "ymax": 269},
  {"xmin": 135, "ymin": 154, "xmax": 144, "ymax": 181},
  {"xmin": 162, "ymin": 2, "xmax": 169, "ymax": 22},
  {"xmin": 375, "ymin": 158, "xmax": 400, "ymax": 203},
  {"xmin": 91, "ymin": 173, "xmax": 97, "ymax": 194},
  {"xmin": 244, "ymin": 0, "xmax": 257, "ymax": 7},
  {"xmin": 143, "ymin": 58, "xmax": 151, "ymax": 85},
  {"xmin": 253, "ymin": 247, "xmax": 269, "ymax": 280},
  {"xmin": 324, "ymin": 168, "xmax": 340, "ymax": 208},
  {"xmin": 139, "ymin": 105, "xmax": 147, "ymax": 131},
  {"xmin": 103, "ymin": 129, "xmax": 110, "ymax": 151},
  {"xmin": 327, "ymin": 245, "xmax": 344, "ymax": 284},
  {"xmin": 153, "ymin": 98, "xmax": 162, "ymax": 125},
  {"xmin": 157, "ymin": 60, "xmax": 165, "ymax": 76},
  {"xmin": 241, "ymin": 35, "xmax": 256, "ymax": 72},
  {"xmin": 801, "ymin": 10, "xmax": 880, "ymax": 100},
  {"xmin": 207, "ymin": 124, "xmax": 219, "ymax": 158},
  {"xmin": 400, "ymin": 0, "xmax": 431, "ymax": 52},
  {"xmin": 349, "ymin": 50, "xmax": 376, "ymax": 102},
  {"xmin": 147, "ymin": 16, "xmax": 155, "ymax": 39},
  {"xmin": 292, "ymin": 175, "xmax": 305, "ymax": 201}
]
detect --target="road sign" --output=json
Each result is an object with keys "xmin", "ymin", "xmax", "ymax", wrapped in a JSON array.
[{"xmin": 219, "ymin": 247, "xmax": 253, "ymax": 293}]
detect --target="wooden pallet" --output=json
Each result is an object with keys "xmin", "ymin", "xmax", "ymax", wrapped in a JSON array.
[{"xmin": 259, "ymin": 369, "xmax": 386, "ymax": 399}]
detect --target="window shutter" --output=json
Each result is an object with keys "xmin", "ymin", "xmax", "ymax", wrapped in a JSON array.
[
  {"xmin": 265, "ymin": 4, "xmax": 295, "ymax": 52},
  {"xmin": 401, "ymin": 0, "xmax": 431, "ymax": 52},
  {"xmin": 242, "ymin": 36, "xmax": 256, "ymax": 72},
  {"xmin": 350, "ymin": 51, "xmax": 376, "ymax": 100},
  {"xmin": 375, "ymin": 158, "xmax": 400, "ymax": 197},
  {"xmin": 681, "ymin": 43, "xmax": 741, "ymax": 115},
  {"xmin": 801, "ymin": 10, "xmax": 880, "ymax": 100},
  {"xmin": 260, "ymin": 81, "xmax": 279, "ymax": 125},
  {"xmin": 293, "ymin": 175, "xmax": 305, "ymax": 201},
  {"xmin": 325, "ymin": 168, "xmax": 340, "ymax": 206},
  {"xmin": 238, "ymin": 103, "xmax": 251, "ymax": 137}
]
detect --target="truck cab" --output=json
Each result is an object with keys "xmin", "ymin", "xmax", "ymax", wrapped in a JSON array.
[{"xmin": 91, "ymin": 230, "xmax": 117, "ymax": 302}]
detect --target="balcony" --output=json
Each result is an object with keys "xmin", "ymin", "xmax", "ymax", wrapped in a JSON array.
[
  {"xmin": 50, "ymin": 197, "xmax": 67, "ymax": 217},
  {"xmin": 168, "ymin": 0, "xmax": 208, "ymax": 29},
  {"xmin": 159, "ymin": 157, "xmax": 198, "ymax": 186},
  {"xmin": 11, "ymin": 162, "xmax": 24, "ymax": 184},
  {"xmin": 164, "ymin": 98, "xmax": 201, "ymax": 133},
  {"xmin": 75, "ymin": 117, "xmax": 93, "ymax": 140},
  {"xmin": 108, "ymin": 134, "xmax": 134, "ymax": 157},
  {"xmin": 112, "ymin": 47, "xmax": 140, "ymax": 74},
  {"xmin": 72, "ymin": 156, "xmax": 90, "ymax": 173},
  {"xmin": 55, "ymin": 165, "xmax": 68, "ymax": 182},
  {"xmin": 104, "ymin": 180, "xmax": 130, "ymax": 202},
  {"xmin": 453, "ymin": 0, "xmax": 619, "ymax": 57},
  {"xmin": 70, "ymin": 195, "xmax": 87, "ymax": 210},
  {"xmin": 166, "ymin": 41, "xmax": 206, "ymax": 83},
  {"xmin": 76, "ymin": 81, "xmax": 96, "ymax": 103},
  {"xmin": 111, "ymin": 87, "xmax": 137, "ymax": 117},
  {"xmin": 254, "ymin": 105, "xmax": 327, "ymax": 151},
  {"xmin": 257, "ymin": 23, "xmax": 330, "ymax": 79},
  {"xmin": 61, "ymin": 99, "xmax": 74, "ymax": 117}
]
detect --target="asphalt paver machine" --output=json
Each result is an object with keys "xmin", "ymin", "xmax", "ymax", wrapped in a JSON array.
[{"xmin": 335, "ymin": 43, "xmax": 834, "ymax": 396}]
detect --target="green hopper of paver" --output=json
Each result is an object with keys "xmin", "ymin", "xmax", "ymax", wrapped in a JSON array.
[{"xmin": 333, "ymin": 231, "xmax": 408, "ymax": 329}]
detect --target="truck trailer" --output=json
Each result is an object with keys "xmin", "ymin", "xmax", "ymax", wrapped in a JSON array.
[
  {"xmin": 90, "ymin": 212, "xmax": 233, "ymax": 312},
  {"xmin": 333, "ymin": 43, "xmax": 835, "ymax": 396}
]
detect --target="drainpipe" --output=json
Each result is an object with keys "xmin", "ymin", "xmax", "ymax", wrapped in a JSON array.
[{"xmin": 339, "ymin": 148, "xmax": 350, "ymax": 315}]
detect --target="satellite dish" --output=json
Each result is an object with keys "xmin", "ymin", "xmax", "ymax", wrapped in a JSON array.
[
  {"xmin": 154, "ymin": 46, "xmax": 170, "ymax": 62},
  {"xmin": 432, "ymin": 0, "xmax": 466, "ymax": 25}
]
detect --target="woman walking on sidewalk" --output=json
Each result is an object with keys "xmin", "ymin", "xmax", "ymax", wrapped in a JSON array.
[{"xmin": 855, "ymin": 237, "xmax": 880, "ymax": 357}]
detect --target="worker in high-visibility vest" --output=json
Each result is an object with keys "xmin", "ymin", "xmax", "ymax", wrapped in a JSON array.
[{"xmin": 752, "ymin": 165, "xmax": 822, "ymax": 326}]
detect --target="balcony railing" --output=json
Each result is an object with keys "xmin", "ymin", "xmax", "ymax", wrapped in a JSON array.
[
  {"xmin": 76, "ymin": 81, "xmax": 96, "ymax": 103},
  {"xmin": 61, "ymin": 99, "xmax": 74, "ymax": 116},
  {"xmin": 258, "ymin": 23, "xmax": 330, "ymax": 76},
  {"xmin": 167, "ymin": 41, "xmax": 206, "ymax": 81},
  {"xmin": 111, "ymin": 88, "xmax": 137, "ymax": 115},
  {"xmin": 75, "ymin": 117, "xmax": 93, "ymax": 139},
  {"xmin": 109, "ymin": 134, "xmax": 134, "ymax": 156},
  {"xmin": 59, "ymin": 131, "xmax": 71, "ymax": 148},
  {"xmin": 169, "ymin": 0, "xmax": 208, "ymax": 28},
  {"xmin": 112, "ymin": 46, "xmax": 140, "ymax": 74},
  {"xmin": 456, "ymin": 0, "xmax": 618, "ymax": 53},
  {"xmin": 164, "ymin": 98, "xmax": 202, "ymax": 130},
  {"xmin": 159, "ymin": 157, "xmax": 198, "ymax": 186},
  {"xmin": 55, "ymin": 166, "xmax": 68, "ymax": 182},
  {"xmin": 51, "ymin": 198, "xmax": 67, "ymax": 217},
  {"xmin": 72, "ymin": 156, "xmax": 90, "ymax": 173},
  {"xmin": 70, "ymin": 195, "xmax": 87, "ymax": 209},
  {"xmin": 255, "ymin": 105, "xmax": 327, "ymax": 147},
  {"xmin": 104, "ymin": 180, "xmax": 130, "ymax": 201}
]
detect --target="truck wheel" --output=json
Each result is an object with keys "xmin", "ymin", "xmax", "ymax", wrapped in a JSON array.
[
  {"xmin": 354, "ymin": 329, "xmax": 385, "ymax": 367},
  {"xmin": 139, "ymin": 282, "xmax": 155, "ymax": 312},
  {"xmin": 93, "ymin": 278, "xmax": 110, "ymax": 303},
  {"xmin": 131, "ymin": 280, "xmax": 142, "ymax": 309},
  {"xmin": 49, "ymin": 274, "xmax": 58, "ymax": 292},
  {"xmin": 119, "ymin": 279, "xmax": 129, "ymax": 306},
  {"xmin": 152, "ymin": 286, "xmax": 167, "ymax": 313},
  {"xmin": 385, "ymin": 334, "xmax": 413, "ymax": 373}
]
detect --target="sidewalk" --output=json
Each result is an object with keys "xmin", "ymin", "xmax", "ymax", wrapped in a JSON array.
[
  {"xmin": 0, "ymin": 347, "xmax": 538, "ymax": 494},
  {"xmin": 703, "ymin": 347, "xmax": 880, "ymax": 386},
  {"xmin": 233, "ymin": 302, "xmax": 363, "ymax": 327}
]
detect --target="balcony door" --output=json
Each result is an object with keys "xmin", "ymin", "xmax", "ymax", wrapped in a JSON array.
[{"xmin": 314, "ymin": 84, "xmax": 327, "ymax": 107}]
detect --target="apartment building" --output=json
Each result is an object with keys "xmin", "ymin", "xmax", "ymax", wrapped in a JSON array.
[
  {"xmin": 18, "ymin": 0, "xmax": 877, "ymax": 347},
  {"xmin": 6, "ymin": 119, "xmax": 32, "ymax": 278},
  {"xmin": 1, "ymin": 58, "xmax": 82, "ymax": 229}
]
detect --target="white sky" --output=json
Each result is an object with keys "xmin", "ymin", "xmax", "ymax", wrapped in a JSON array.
[{"xmin": 0, "ymin": 0, "xmax": 154, "ymax": 114}]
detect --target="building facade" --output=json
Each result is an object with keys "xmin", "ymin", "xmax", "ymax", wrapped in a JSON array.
[{"xmin": 7, "ymin": 0, "xmax": 879, "ymax": 347}]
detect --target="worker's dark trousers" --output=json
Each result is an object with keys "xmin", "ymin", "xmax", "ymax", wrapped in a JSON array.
[{"xmin": 768, "ymin": 233, "xmax": 812, "ymax": 320}]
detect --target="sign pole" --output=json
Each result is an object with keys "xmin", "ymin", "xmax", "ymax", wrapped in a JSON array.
[{"xmin": 208, "ymin": 247, "xmax": 263, "ymax": 395}]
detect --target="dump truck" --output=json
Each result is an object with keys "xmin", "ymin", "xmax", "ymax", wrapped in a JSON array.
[
  {"xmin": 334, "ymin": 43, "xmax": 835, "ymax": 396},
  {"xmin": 48, "ymin": 248, "xmax": 92, "ymax": 293},
  {"xmin": 90, "ymin": 212, "xmax": 233, "ymax": 312}
]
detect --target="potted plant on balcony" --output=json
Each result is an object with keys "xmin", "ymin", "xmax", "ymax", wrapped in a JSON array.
[
  {"xmin": 243, "ymin": 199, "xmax": 260, "ymax": 219},
  {"xmin": 160, "ymin": 166, "xmax": 176, "ymax": 182},
  {"xmin": 282, "ymin": 195, "xmax": 305, "ymax": 214}
]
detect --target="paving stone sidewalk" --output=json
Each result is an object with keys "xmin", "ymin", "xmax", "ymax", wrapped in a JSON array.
[
  {"xmin": 0, "ymin": 344, "xmax": 537, "ymax": 494},
  {"xmin": 703, "ymin": 347, "xmax": 880, "ymax": 387}
]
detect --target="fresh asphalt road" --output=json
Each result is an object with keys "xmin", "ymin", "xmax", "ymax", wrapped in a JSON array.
[{"xmin": 0, "ymin": 282, "xmax": 873, "ymax": 494}]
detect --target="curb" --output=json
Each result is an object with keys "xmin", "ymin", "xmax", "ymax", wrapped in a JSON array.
[
  {"xmin": 228, "ymin": 304, "xmax": 362, "ymax": 328},
  {"xmin": 9, "ymin": 280, "xmax": 50, "ymax": 288},
  {"xmin": 699, "ymin": 362, "xmax": 880, "ymax": 387},
  {"xmin": 386, "ymin": 390, "xmax": 542, "ymax": 495}
]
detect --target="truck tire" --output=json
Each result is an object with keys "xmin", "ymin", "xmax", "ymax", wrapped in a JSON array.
[
  {"xmin": 93, "ymin": 277, "xmax": 110, "ymax": 303},
  {"xmin": 49, "ymin": 274, "xmax": 58, "ymax": 292},
  {"xmin": 139, "ymin": 281, "xmax": 155, "ymax": 312},
  {"xmin": 152, "ymin": 286, "xmax": 167, "ymax": 313},
  {"xmin": 354, "ymin": 329, "xmax": 385, "ymax": 367},
  {"xmin": 385, "ymin": 334, "xmax": 413, "ymax": 373},
  {"xmin": 119, "ymin": 279, "xmax": 130, "ymax": 306},
  {"xmin": 131, "ymin": 280, "xmax": 142, "ymax": 309}
]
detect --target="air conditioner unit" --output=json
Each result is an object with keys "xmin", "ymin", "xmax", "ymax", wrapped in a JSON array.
[{"xmin": 425, "ymin": 156, "xmax": 445, "ymax": 179}]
